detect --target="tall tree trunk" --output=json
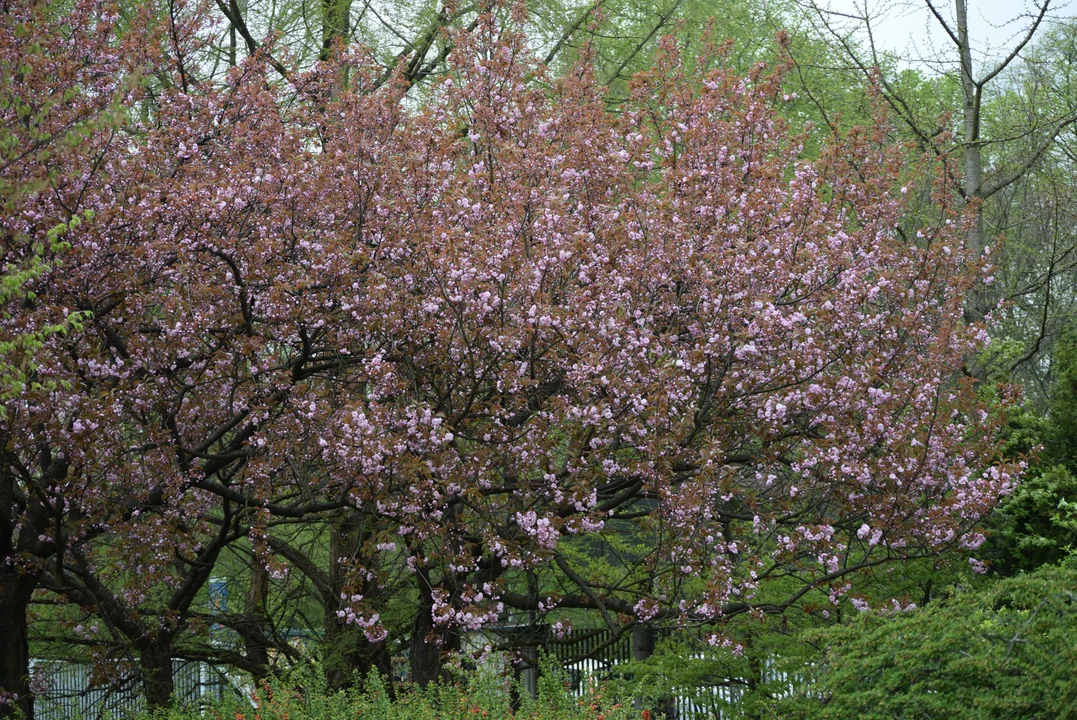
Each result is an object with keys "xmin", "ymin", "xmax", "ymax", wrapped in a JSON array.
[
  {"xmin": 0, "ymin": 570, "xmax": 37, "ymax": 720},
  {"xmin": 322, "ymin": 513, "xmax": 393, "ymax": 691},
  {"xmin": 631, "ymin": 624, "xmax": 654, "ymax": 712},
  {"xmin": 409, "ymin": 569, "xmax": 441, "ymax": 688},
  {"xmin": 631, "ymin": 625, "xmax": 674, "ymax": 717},
  {"xmin": 244, "ymin": 561, "xmax": 271, "ymax": 679},
  {"xmin": 325, "ymin": 514, "xmax": 357, "ymax": 689},
  {"xmin": 323, "ymin": 614, "xmax": 393, "ymax": 691},
  {"xmin": 320, "ymin": 0, "xmax": 352, "ymax": 60},
  {"xmin": 955, "ymin": 0, "xmax": 989, "ymax": 321},
  {"xmin": 745, "ymin": 631, "xmax": 763, "ymax": 720},
  {"xmin": 2, "ymin": 463, "xmax": 53, "ymax": 720},
  {"xmin": 322, "ymin": 601, "xmax": 350, "ymax": 690},
  {"xmin": 138, "ymin": 634, "xmax": 175, "ymax": 710},
  {"xmin": 269, "ymin": 523, "xmax": 392, "ymax": 693}
]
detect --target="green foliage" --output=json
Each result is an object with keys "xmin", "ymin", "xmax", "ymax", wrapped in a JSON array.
[
  {"xmin": 1049, "ymin": 325, "xmax": 1077, "ymax": 459},
  {"xmin": 138, "ymin": 661, "xmax": 641, "ymax": 720},
  {"xmin": 776, "ymin": 563, "xmax": 1077, "ymax": 720},
  {"xmin": 981, "ymin": 327, "xmax": 1077, "ymax": 574},
  {"xmin": 984, "ymin": 462, "xmax": 1077, "ymax": 573},
  {"xmin": 605, "ymin": 621, "xmax": 817, "ymax": 720},
  {"xmin": 0, "ymin": 212, "xmax": 92, "ymax": 416}
]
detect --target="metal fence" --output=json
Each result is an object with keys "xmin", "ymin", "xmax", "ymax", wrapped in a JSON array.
[
  {"xmin": 30, "ymin": 659, "xmax": 230, "ymax": 720},
  {"xmin": 544, "ymin": 626, "xmax": 803, "ymax": 720},
  {"xmin": 30, "ymin": 630, "xmax": 804, "ymax": 720}
]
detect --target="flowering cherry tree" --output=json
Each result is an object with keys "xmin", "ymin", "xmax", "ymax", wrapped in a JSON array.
[{"xmin": 1, "ymin": 0, "xmax": 1018, "ymax": 713}]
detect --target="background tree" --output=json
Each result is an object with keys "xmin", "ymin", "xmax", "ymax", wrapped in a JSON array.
[
  {"xmin": 975, "ymin": 19, "xmax": 1077, "ymax": 399},
  {"xmin": 980, "ymin": 324, "xmax": 1077, "ymax": 574},
  {"xmin": 799, "ymin": 0, "xmax": 1077, "ymax": 327}
]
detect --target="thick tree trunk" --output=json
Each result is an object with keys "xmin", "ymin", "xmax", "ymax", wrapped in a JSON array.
[
  {"xmin": 408, "ymin": 569, "xmax": 457, "ymax": 688},
  {"xmin": 0, "ymin": 570, "xmax": 37, "ymax": 720},
  {"xmin": 1, "ymin": 463, "xmax": 51, "ymax": 720},
  {"xmin": 138, "ymin": 636, "xmax": 175, "ymax": 710},
  {"xmin": 325, "ymin": 514, "xmax": 358, "ymax": 690},
  {"xmin": 631, "ymin": 624, "xmax": 654, "ymax": 712},
  {"xmin": 323, "ymin": 513, "xmax": 394, "ymax": 690},
  {"xmin": 745, "ymin": 632, "xmax": 763, "ymax": 720},
  {"xmin": 631, "ymin": 625, "xmax": 674, "ymax": 717},
  {"xmin": 408, "ymin": 588, "xmax": 440, "ymax": 687},
  {"xmin": 244, "ymin": 561, "xmax": 271, "ymax": 679},
  {"xmin": 323, "ymin": 614, "xmax": 392, "ymax": 692},
  {"xmin": 323, "ymin": 605, "xmax": 351, "ymax": 690}
]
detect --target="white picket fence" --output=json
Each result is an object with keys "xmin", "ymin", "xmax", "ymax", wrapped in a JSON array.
[{"xmin": 564, "ymin": 654, "xmax": 801, "ymax": 720}]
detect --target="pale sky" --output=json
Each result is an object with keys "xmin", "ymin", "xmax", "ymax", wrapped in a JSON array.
[{"xmin": 803, "ymin": 0, "xmax": 1075, "ymax": 72}]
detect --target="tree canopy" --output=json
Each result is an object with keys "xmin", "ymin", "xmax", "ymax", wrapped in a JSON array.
[{"xmin": 0, "ymin": 0, "xmax": 1043, "ymax": 717}]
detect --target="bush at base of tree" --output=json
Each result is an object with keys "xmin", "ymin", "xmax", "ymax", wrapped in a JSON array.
[
  {"xmin": 139, "ymin": 662, "xmax": 644, "ymax": 720},
  {"xmin": 774, "ymin": 561, "xmax": 1077, "ymax": 720}
]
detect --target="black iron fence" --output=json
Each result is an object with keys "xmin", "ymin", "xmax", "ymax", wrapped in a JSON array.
[
  {"xmin": 29, "ymin": 626, "xmax": 803, "ymax": 720},
  {"xmin": 29, "ymin": 659, "xmax": 229, "ymax": 720}
]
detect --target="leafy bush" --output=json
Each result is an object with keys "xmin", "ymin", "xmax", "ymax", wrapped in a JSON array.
[
  {"xmin": 142, "ymin": 660, "xmax": 645, "ymax": 720},
  {"xmin": 981, "ymin": 326, "xmax": 1077, "ymax": 574},
  {"xmin": 776, "ymin": 563, "xmax": 1077, "ymax": 719}
]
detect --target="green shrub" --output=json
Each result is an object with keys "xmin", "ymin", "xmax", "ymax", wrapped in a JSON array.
[
  {"xmin": 775, "ymin": 562, "xmax": 1077, "ymax": 719},
  {"xmin": 141, "ymin": 659, "xmax": 645, "ymax": 720}
]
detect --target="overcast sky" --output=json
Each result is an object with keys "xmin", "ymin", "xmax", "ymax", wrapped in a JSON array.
[{"xmin": 803, "ymin": 0, "xmax": 1075, "ymax": 72}]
